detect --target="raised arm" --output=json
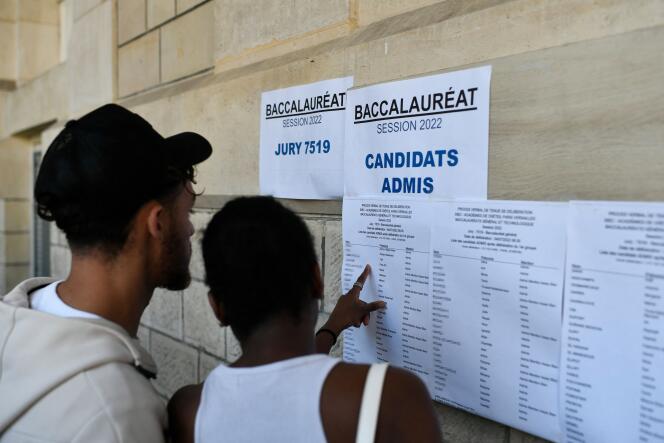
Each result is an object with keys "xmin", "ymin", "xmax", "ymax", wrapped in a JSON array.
[{"xmin": 315, "ymin": 265, "xmax": 386, "ymax": 354}]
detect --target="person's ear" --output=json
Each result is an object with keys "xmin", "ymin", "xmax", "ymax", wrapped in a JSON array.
[
  {"xmin": 145, "ymin": 201, "xmax": 167, "ymax": 241},
  {"xmin": 208, "ymin": 292, "xmax": 227, "ymax": 326},
  {"xmin": 312, "ymin": 263, "xmax": 323, "ymax": 300}
]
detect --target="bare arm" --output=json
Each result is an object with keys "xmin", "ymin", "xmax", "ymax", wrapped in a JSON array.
[
  {"xmin": 167, "ymin": 384, "xmax": 203, "ymax": 443},
  {"xmin": 377, "ymin": 367, "xmax": 442, "ymax": 443},
  {"xmin": 316, "ymin": 265, "xmax": 386, "ymax": 354}
]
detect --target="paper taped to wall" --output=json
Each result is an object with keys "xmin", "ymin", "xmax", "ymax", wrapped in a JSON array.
[
  {"xmin": 561, "ymin": 201, "xmax": 664, "ymax": 443},
  {"xmin": 342, "ymin": 197, "xmax": 566, "ymax": 442},
  {"xmin": 259, "ymin": 76, "xmax": 353, "ymax": 199},
  {"xmin": 344, "ymin": 66, "xmax": 491, "ymax": 199},
  {"xmin": 343, "ymin": 198, "xmax": 664, "ymax": 442}
]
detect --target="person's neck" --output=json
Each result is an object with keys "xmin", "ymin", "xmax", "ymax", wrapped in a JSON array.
[
  {"xmin": 232, "ymin": 315, "xmax": 317, "ymax": 368},
  {"xmin": 56, "ymin": 250, "xmax": 153, "ymax": 337}
]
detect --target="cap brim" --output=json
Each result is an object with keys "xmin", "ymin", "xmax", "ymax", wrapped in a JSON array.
[{"xmin": 163, "ymin": 132, "xmax": 212, "ymax": 167}]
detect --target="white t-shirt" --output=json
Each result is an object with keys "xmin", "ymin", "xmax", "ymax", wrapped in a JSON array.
[{"xmin": 30, "ymin": 281, "xmax": 102, "ymax": 320}]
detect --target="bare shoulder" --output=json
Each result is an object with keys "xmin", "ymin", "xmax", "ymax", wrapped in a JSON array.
[
  {"xmin": 168, "ymin": 384, "xmax": 203, "ymax": 443},
  {"xmin": 321, "ymin": 363, "xmax": 441, "ymax": 443},
  {"xmin": 382, "ymin": 366, "xmax": 429, "ymax": 401}
]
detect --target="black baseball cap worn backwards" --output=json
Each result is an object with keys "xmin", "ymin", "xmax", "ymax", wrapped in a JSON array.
[{"xmin": 35, "ymin": 103, "xmax": 212, "ymax": 224}]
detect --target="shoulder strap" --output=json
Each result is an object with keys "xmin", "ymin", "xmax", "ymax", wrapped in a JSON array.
[{"xmin": 355, "ymin": 363, "xmax": 389, "ymax": 443}]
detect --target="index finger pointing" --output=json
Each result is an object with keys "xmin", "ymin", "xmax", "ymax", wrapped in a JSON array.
[
  {"xmin": 349, "ymin": 264, "xmax": 371, "ymax": 298},
  {"xmin": 356, "ymin": 264, "xmax": 371, "ymax": 285}
]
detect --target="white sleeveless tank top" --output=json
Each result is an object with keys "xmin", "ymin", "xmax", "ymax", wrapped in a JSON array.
[{"xmin": 195, "ymin": 354, "xmax": 340, "ymax": 443}]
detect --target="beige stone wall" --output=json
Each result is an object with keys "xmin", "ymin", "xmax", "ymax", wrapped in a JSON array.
[
  {"xmin": 0, "ymin": 137, "xmax": 32, "ymax": 293},
  {"xmin": 118, "ymin": 0, "xmax": 214, "ymax": 97},
  {"xmin": 0, "ymin": 0, "xmax": 60, "ymax": 86},
  {"xmin": 0, "ymin": 198, "xmax": 31, "ymax": 294},
  {"xmin": 0, "ymin": 1, "xmax": 16, "ymax": 84},
  {"xmin": 1, "ymin": 0, "xmax": 663, "ymax": 441}
]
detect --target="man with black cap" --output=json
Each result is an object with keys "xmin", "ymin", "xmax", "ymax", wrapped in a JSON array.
[{"xmin": 0, "ymin": 104, "xmax": 212, "ymax": 442}]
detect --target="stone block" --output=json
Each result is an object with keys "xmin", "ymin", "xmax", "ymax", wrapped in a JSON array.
[
  {"xmin": 509, "ymin": 428, "xmax": 551, "ymax": 443},
  {"xmin": 0, "ymin": 0, "xmax": 16, "ymax": 21},
  {"xmin": 189, "ymin": 210, "xmax": 212, "ymax": 281},
  {"xmin": 17, "ymin": 21, "xmax": 59, "ymax": 82},
  {"xmin": 486, "ymin": 26, "xmax": 664, "ymax": 201},
  {"xmin": 160, "ymin": 2, "xmax": 214, "ymax": 83},
  {"xmin": 304, "ymin": 219, "xmax": 323, "ymax": 265},
  {"xmin": 4, "ymin": 232, "xmax": 29, "ymax": 263},
  {"xmin": 323, "ymin": 220, "xmax": 342, "ymax": 314},
  {"xmin": 147, "ymin": 0, "xmax": 175, "ymax": 28},
  {"xmin": 118, "ymin": 0, "xmax": 146, "ymax": 44},
  {"xmin": 137, "ymin": 325, "xmax": 151, "ymax": 351},
  {"xmin": 49, "ymin": 245, "xmax": 71, "ymax": 280},
  {"xmin": 358, "ymin": 0, "xmax": 443, "ymax": 26},
  {"xmin": 18, "ymin": 0, "xmax": 59, "ymax": 24},
  {"xmin": 5, "ymin": 263, "xmax": 29, "ymax": 291},
  {"xmin": 226, "ymin": 328, "xmax": 242, "ymax": 363},
  {"xmin": 183, "ymin": 280, "xmax": 225, "ymax": 357},
  {"xmin": 199, "ymin": 352, "xmax": 222, "ymax": 382},
  {"xmin": 67, "ymin": 0, "xmax": 113, "ymax": 116},
  {"xmin": 72, "ymin": 0, "xmax": 105, "ymax": 20},
  {"xmin": 142, "ymin": 287, "xmax": 183, "ymax": 338},
  {"xmin": 151, "ymin": 331, "xmax": 198, "ymax": 397},
  {"xmin": 214, "ymin": 0, "xmax": 350, "ymax": 71},
  {"xmin": 118, "ymin": 29, "xmax": 160, "ymax": 97},
  {"xmin": 4, "ymin": 62, "xmax": 67, "ymax": 139},
  {"xmin": 434, "ymin": 403, "xmax": 508, "ymax": 443},
  {"xmin": 0, "ymin": 138, "xmax": 32, "ymax": 200},
  {"xmin": 0, "ymin": 91, "xmax": 6, "ymax": 138},
  {"xmin": 0, "ymin": 22, "xmax": 16, "ymax": 81},
  {"xmin": 351, "ymin": 0, "xmax": 664, "ymax": 88},
  {"xmin": 59, "ymin": 0, "xmax": 74, "ymax": 62},
  {"xmin": 3, "ymin": 200, "xmax": 29, "ymax": 232},
  {"xmin": 175, "ymin": 0, "xmax": 205, "ymax": 14}
]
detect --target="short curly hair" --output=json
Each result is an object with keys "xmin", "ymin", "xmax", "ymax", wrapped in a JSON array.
[{"xmin": 202, "ymin": 197, "xmax": 318, "ymax": 340}]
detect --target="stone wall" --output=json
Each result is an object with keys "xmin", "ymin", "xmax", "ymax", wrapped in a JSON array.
[
  {"xmin": 3, "ymin": 0, "xmax": 664, "ymax": 441},
  {"xmin": 0, "ymin": 198, "xmax": 30, "ymax": 294},
  {"xmin": 117, "ymin": 0, "xmax": 213, "ymax": 97},
  {"xmin": 0, "ymin": 136, "xmax": 32, "ymax": 294},
  {"xmin": 0, "ymin": 0, "xmax": 60, "ymax": 86}
]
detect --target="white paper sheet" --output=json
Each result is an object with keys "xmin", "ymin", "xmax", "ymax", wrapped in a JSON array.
[
  {"xmin": 430, "ymin": 200, "xmax": 567, "ymax": 442},
  {"xmin": 344, "ymin": 66, "xmax": 491, "ymax": 199},
  {"xmin": 561, "ymin": 202, "xmax": 664, "ymax": 443},
  {"xmin": 259, "ymin": 76, "xmax": 353, "ymax": 199},
  {"xmin": 342, "ymin": 198, "xmax": 566, "ymax": 441},
  {"xmin": 342, "ymin": 197, "xmax": 433, "ymax": 383}
]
